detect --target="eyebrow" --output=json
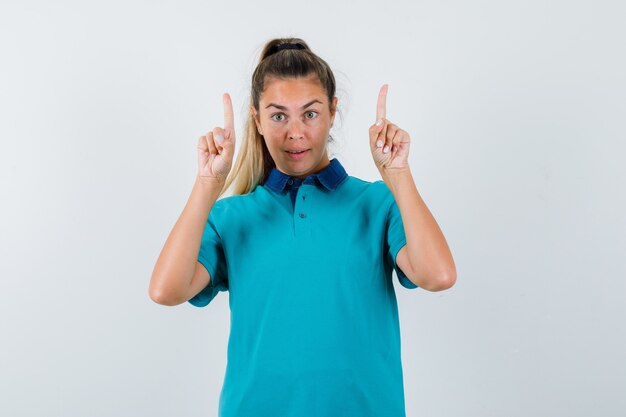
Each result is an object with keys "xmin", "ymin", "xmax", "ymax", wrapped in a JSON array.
[{"xmin": 265, "ymin": 99, "xmax": 323, "ymax": 111}]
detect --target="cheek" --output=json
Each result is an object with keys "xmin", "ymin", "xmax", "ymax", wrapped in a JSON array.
[
  {"xmin": 264, "ymin": 138, "xmax": 280, "ymax": 152},
  {"xmin": 264, "ymin": 138, "xmax": 287, "ymax": 156},
  {"xmin": 263, "ymin": 123, "xmax": 283, "ymax": 136},
  {"xmin": 264, "ymin": 124, "xmax": 277, "ymax": 134},
  {"xmin": 308, "ymin": 121, "xmax": 329, "ymax": 136}
]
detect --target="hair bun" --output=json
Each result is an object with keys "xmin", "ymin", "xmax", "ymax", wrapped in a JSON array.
[{"xmin": 266, "ymin": 42, "xmax": 306, "ymax": 59}]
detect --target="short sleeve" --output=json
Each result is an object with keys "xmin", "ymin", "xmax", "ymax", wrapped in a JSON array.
[
  {"xmin": 187, "ymin": 208, "xmax": 229, "ymax": 307},
  {"xmin": 385, "ymin": 198, "xmax": 419, "ymax": 289}
]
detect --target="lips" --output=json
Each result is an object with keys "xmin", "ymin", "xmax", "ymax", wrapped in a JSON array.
[{"xmin": 285, "ymin": 149, "xmax": 309, "ymax": 159}]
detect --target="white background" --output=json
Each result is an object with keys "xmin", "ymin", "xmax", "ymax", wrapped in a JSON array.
[{"xmin": 1, "ymin": 0, "xmax": 624, "ymax": 416}]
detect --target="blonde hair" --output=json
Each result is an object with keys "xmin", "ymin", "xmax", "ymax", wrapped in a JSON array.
[{"xmin": 217, "ymin": 37, "xmax": 340, "ymax": 198}]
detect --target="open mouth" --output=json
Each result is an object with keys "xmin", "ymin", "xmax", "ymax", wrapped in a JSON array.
[{"xmin": 285, "ymin": 149, "xmax": 309, "ymax": 159}]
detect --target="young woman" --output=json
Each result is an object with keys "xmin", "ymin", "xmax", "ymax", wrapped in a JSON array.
[{"xmin": 150, "ymin": 37, "xmax": 456, "ymax": 417}]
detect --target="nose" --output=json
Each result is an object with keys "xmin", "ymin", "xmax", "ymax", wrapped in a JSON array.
[{"xmin": 287, "ymin": 118, "xmax": 305, "ymax": 140}]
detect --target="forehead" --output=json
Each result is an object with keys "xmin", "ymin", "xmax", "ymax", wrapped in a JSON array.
[{"xmin": 260, "ymin": 76, "xmax": 326, "ymax": 104}]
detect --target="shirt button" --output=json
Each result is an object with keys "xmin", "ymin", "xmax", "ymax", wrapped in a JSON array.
[
  {"xmin": 288, "ymin": 179, "xmax": 293, "ymax": 185},
  {"xmin": 299, "ymin": 212, "xmax": 307, "ymax": 218}
]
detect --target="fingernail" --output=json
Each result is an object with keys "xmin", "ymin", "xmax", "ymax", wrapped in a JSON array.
[
  {"xmin": 376, "ymin": 140, "xmax": 383, "ymax": 148},
  {"xmin": 376, "ymin": 118, "xmax": 382, "ymax": 126},
  {"xmin": 383, "ymin": 146, "xmax": 389, "ymax": 153},
  {"xmin": 215, "ymin": 134, "xmax": 224, "ymax": 143}
]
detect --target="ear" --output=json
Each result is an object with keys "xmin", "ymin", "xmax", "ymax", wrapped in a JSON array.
[
  {"xmin": 330, "ymin": 96, "xmax": 338, "ymax": 127},
  {"xmin": 250, "ymin": 105, "xmax": 262, "ymax": 134}
]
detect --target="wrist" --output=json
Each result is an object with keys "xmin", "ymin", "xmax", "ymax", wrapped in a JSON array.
[
  {"xmin": 380, "ymin": 166, "xmax": 411, "ymax": 180},
  {"xmin": 380, "ymin": 167, "xmax": 412, "ymax": 193},
  {"xmin": 195, "ymin": 175, "xmax": 226, "ymax": 190}
]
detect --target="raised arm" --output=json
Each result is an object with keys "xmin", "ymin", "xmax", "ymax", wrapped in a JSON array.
[
  {"xmin": 149, "ymin": 93, "xmax": 236, "ymax": 305},
  {"xmin": 369, "ymin": 85, "xmax": 456, "ymax": 290}
]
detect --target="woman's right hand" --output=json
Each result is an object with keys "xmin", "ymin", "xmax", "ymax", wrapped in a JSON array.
[{"xmin": 197, "ymin": 93, "xmax": 236, "ymax": 182}]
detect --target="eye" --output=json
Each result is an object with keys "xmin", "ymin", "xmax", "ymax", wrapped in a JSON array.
[
  {"xmin": 305, "ymin": 111, "xmax": 318, "ymax": 119},
  {"xmin": 271, "ymin": 113, "xmax": 285, "ymax": 122}
]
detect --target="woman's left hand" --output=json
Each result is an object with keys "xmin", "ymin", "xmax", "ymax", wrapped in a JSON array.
[{"xmin": 369, "ymin": 84, "xmax": 411, "ymax": 175}]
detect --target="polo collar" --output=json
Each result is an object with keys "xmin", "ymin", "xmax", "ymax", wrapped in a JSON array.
[{"xmin": 264, "ymin": 157, "xmax": 348, "ymax": 194}]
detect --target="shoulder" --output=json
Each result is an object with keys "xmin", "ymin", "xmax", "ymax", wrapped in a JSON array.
[
  {"xmin": 210, "ymin": 185, "xmax": 266, "ymax": 220},
  {"xmin": 341, "ymin": 175, "xmax": 394, "ymax": 202},
  {"xmin": 333, "ymin": 176, "xmax": 396, "ymax": 222}
]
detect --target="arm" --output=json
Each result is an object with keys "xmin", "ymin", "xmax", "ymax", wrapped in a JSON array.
[
  {"xmin": 384, "ymin": 168, "xmax": 456, "ymax": 291},
  {"xmin": 370, "ymin": 84, "xmax": 455, "ymax": 291},
  {"xmin": 149, "ymin": 176, "xmax": 225, "ymax": 305}
]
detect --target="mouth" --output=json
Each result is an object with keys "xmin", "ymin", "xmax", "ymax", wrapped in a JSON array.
[{"xmin": 285, "ymin": 149, "xmax": 309, "ymax": 159}]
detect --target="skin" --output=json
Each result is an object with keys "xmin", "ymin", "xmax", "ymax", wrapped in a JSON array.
[
  {"xmin": 193, "ymin": 81, "xmax": 456, "ymax": 293},
  {"xmin": 251, "ymin": 75, "xmax": 338, "ymax": 180},
  {"xmin": 370, "ymin": 84, "xmax": 457, "ymax": 291}
]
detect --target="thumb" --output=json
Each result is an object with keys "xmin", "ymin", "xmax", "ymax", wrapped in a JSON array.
[
  {"xmin": 217, "ymin": 132, "xmax": 233, "ymax": 155},
  {"xmin": 217, "ymin": 127, "xmax": 236, "ymax": 146},
  {"xmin": 213, "ymin": 127, "xmax": 227, "ymax": 145}
]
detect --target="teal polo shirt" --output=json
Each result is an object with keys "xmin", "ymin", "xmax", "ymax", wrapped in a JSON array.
[{"xmin": 189, "ymin": 157, "xmax": 418, "ymax": 417}]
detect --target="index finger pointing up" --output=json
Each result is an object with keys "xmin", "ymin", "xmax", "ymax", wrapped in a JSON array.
[
  {"xmin": 223, "ymin": 92, "xmax": 234, "ymax": 132},
  {"xmin": 376, "ymin": 84, "xmax": 388, "ymax": 121}
]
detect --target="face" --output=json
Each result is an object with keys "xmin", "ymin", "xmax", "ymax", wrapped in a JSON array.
[{"xmin": 251, "ymin": 76, "xmax": 338, "ymax": 180}]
